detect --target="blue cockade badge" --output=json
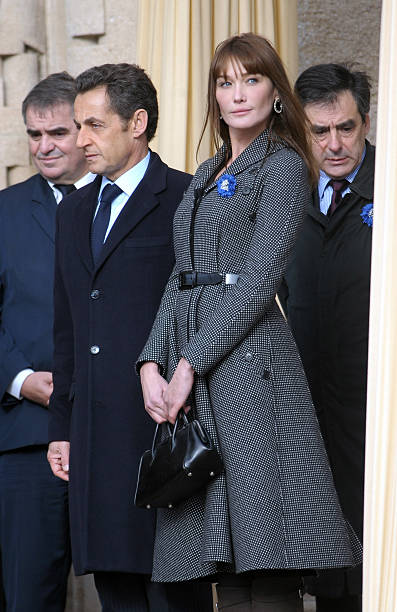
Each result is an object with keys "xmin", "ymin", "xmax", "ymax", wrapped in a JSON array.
[
  {"xmin": 360, "ymin": 202, "xmax": 373, "ymax": 227},
  {"xmin": 216, "ymin": 173, "xmax": 236, "ymax": 198}
]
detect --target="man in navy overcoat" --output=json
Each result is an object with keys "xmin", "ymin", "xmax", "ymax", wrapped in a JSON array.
[
  {"xmin": 0, "ymin": 72, "xmax": 92, "ymax": 610},
  {"xmin": 281, "ymin": 64, "xmax": 374, "ymax": 612},
  {"xmin": 48, "ymin": 63, "xmax": 212, "ymax": 611}
]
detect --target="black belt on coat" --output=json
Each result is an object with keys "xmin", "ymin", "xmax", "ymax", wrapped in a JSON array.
[{"xmin": 178, "ymin": 271, "xmax": 239, "ymax": 290}]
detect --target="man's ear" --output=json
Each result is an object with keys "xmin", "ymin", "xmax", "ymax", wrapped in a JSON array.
[
  {"xmin": 364, "ymin": 113, "xmax": 370, "ymax": 136},
  {"xmin": 130, "ymin": 108, "xmax": 148, "ymax": 138}
]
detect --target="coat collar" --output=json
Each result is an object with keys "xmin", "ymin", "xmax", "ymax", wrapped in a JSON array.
[
  {"xmin": 348, "ymin": 140, "xmax": 375, "ymax": 201},
  {"xmin": 193, "ymin": 130, "xmax": 285, "ymax": 195},
  {"xmin": 74, "ymin": 151, "xmax": 167, "ymax": 273},
  {"xmin": 31, "ymin": 174, "xmax": 57, "ymax": 242}
]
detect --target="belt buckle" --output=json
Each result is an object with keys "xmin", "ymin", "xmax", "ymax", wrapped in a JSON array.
[
  {"xmin": 178, "ymin": 271, "xmax": 197, "ymax": 290},
  {"xmin": 225, "ymin": 273, "xmax": 239, "ymax": 285}
]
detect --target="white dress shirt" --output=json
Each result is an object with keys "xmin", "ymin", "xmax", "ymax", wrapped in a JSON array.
[{"xmin": 94, "ymin": 151, "xmax": 150, "ymax": 242}]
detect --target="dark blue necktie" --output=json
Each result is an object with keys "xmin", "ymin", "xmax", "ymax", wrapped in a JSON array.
[
  {"xmin": 91, "ymin": 183, "xmax": 122, "ymax": 264},
  {"xmin": 54, "ymin": 183, "xmax": 76, "ymax": 199}
]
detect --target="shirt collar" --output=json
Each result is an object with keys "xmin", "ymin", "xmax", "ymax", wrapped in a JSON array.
[
  {"xmin": 99, "ymin": 151, "xmax": 150, "ymax": 198},
  {"xmin": 74, "ymin": 172, "xmax": 96, "ymax": 189},
  {"xmin": 318, "ymin": 144, "xmax": 367, "ymax": 198},
  {"xmin": 47, "ymin": 172, "xmax": 96, "ymax": 203},
  {"xmin": 47, "ymin": 171, "xmax": 96, "ymax": 191}
]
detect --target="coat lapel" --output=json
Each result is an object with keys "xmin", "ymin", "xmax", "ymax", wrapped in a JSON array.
[
  {"xmin": 31, "ymin": 175, "xmax": 57, "ymax": 242},
  {"xmin": 307, "ymin": 191, "xmax": 328, "ymax": 228},
  {"xmin": 308, "ymin": 142, "xmax": 375, "ymax": 232},
  {"xmin": 94, "ymin": 152, "xmax": 166, "ymax": 270},
  {"xmin": 74, "ymin": 175, "xmax": 101, "ymax": 273},
  {"xmin": 226, "ymin": 130, "xmax": 277, "ymax": 177},
  {"xmin": 198, "ymin": 130, "xmax": 284, "ymax": 196}
]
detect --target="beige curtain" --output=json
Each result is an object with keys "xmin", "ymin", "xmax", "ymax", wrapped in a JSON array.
[
  {"xmin": 137, "ymin": 0, "xmax": 298, "ymax": 173},
  {"xmin": 363, "ymin": 0, "xmax": 397, "ymax": 610}
]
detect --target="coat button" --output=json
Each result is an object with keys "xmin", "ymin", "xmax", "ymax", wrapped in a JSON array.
[
  {"xmin": 242, "ymin": 187, "xmax": 251, "ymax": 195},
  {"xmin": 90, "ymin": 289, "xmax": 100, "ymax": 299},
  {"xmin": 245, "ymin": 351, "xmax": 254, "ymax": 362},
  {"xmin": 90, "ymin": 345, "xmax": 100, "ymax": 355}
]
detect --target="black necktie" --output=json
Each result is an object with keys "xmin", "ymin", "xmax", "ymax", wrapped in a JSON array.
[
  {"xmin": 328, "ymin": 179, "xmax": 348, "ymax": 216},
  {"xmin": 91, "ymin": 183, "xmax": 123, "ymax": 264},
  {"xmin": 54, "ymin": 183, "xmax": 76, "ymax": 199}
]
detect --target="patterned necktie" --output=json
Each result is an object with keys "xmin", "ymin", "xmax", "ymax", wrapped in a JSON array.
[
  {"xmin": 91, "ymin": 183, "xmax": 123, "ymax": 264},
  {"xmin": 54, "ymin": 183, "xmax": 76, "ymax": 199},
  {"xmin": 328, "ymin": 179, "xmax": 348, "ymax": 216}
]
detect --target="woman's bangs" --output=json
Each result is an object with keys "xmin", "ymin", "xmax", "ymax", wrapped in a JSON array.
[{"xmin": 214, "ymin": 45, "xmax": 267, "ymax": 80}]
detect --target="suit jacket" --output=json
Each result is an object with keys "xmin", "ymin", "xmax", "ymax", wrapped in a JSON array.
[
  {"xmin": 279, "ymin": 142, "xmax": 375, "ymax": 596},
  {"xmin": 49, "ymin": 151, "xmax": 191, "ymax": 575},
  {"xmin": 138, "ymin": 131, "xmax": 361, "ymax": 582},
  {"xmin": 0, "ymin": 174, "xmax": 58, "ymax": 451}
]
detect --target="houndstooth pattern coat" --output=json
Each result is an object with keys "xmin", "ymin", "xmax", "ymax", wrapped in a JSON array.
[{"xmin": 138, "ymin": 130, "xmax": 361, "ymax": 582}]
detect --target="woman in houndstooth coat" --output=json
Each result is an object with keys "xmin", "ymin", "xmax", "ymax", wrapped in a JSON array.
[{"xmin": 138, "ymin": 34, "xmax": 361, "ymax": 610}]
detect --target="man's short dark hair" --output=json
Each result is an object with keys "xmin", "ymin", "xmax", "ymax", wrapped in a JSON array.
[
  {"xmin": 22, "ymin": 72, "xmax": 77, "ymax": 123},
  {"xmin": 75, "ymin": 63, "xmax": 158, "ymax": 142},
  {"xmin": 295, "ymin": 63, "xmax": 371, "ymax": 123}
]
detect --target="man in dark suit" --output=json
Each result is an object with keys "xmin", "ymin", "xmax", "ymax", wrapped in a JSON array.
[
  {"xmin": 48, "ymin": 63, "xmax": 212, "ymax": 611},
  {"xmin": 280, "ymin": 64, "xmax": 374, "ymax": 612},
  {"xmin": 0, "ymin": 72, "xmax": 93, "ymax": 611}
]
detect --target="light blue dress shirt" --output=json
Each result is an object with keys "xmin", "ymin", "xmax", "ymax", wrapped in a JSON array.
[{"xmin": 318, "ymin": 146, "xmax": 366, "ymax": 215}]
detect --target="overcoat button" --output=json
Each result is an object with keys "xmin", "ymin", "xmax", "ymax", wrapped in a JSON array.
[
  {"xmin": 90, "ymin": 289, "xmax": 100, "ymax": 299},
  {"xmin": 242, "ymin": 187, "xmax": 251, "ymax": 195},
  {"xmin": 90, "ymin": 345, "xmax": 100, "ymax": 355},
  {"xmin": 245, "ymin": 352, "xmax": 254, "ymax": 362}
]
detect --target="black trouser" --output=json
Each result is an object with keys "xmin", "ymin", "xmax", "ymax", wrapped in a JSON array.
[
  {"xmin": 0, "ymin": 446, "xmax": 71, "ymax": 612},
  {"xmin": 216, "ymin": 571, "xmax": 303, "ymax": 611},
  {"xmin": 94, "ymin": 572, "xmax": 213, "ymax": 612},
  {"xmin": 316, "ymin": 594, "xmax": 362, "ymax": 612}
]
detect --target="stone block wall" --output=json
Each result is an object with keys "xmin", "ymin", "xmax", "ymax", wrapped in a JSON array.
[
  {"xmin": 298, "ymin": 0, "xmax": 382, "ymax": 143},
  {"xmin": 0, "ymin": 1, "xmax": 383, "ymax": 189},
  {"xmin": 0, "ymin": 0, "xmax": 139, "ymax": 189}
]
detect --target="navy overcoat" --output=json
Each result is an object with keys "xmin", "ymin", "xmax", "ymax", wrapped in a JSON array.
[
  {"xmin": 49, "ymin": 152, "xmax": 191, "ymax": 574},
  {"xmin": 280, "ymin": 143, "xmax": 375, "ymax": 596}
]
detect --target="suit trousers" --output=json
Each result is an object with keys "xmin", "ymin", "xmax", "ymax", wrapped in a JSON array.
[
  {"xmin": 216, "ymin": 572, "xmax": 303, "ymax": 611},
  {"xmin": 0, "ymin": 446, "xmax": 71, "ymax": 612},
  {"xmin": 94, "ymin": 572, "xmax": 213, "ymax": 612},
  {"xmin": 316, "ymin": 594, "xmax": 362, "ymax": 612}
]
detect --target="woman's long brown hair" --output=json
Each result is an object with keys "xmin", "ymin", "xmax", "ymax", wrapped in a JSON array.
[{"xmin": 197, "ymin": 33, "xmax": 318, "ymax": 186}]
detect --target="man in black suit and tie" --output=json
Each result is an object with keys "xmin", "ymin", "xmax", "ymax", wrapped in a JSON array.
[
  {"xmin": 0, "ymin": 72, "xmax": 93, "ymax": 611},
  {"xmin": 47, "ymin": 63, "xmax": 212, "ymax": 611},
  {"xmin": 280, "ymin": 64, "xmax": 374, "ymax": 612}
]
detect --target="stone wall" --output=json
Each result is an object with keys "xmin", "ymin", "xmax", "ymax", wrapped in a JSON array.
[
  {"xmin": 0, "ymin": 1, "xmax": 383, "ymax": 188},
  {"xmin": 0, "ymin": 0, "xmax": 139, "ymax": 189},
  {"xmin": 298, "ymin": 0, "xmax": 382, "ymax": 143}
]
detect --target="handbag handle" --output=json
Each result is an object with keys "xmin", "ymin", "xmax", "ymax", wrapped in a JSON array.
[
  {"xmin": 151, "ymin": 412, "xmax": 190, "ymax": 456},
  {"xmin": 151, "ymin": 422, "xmax": 172, "ymax": 456},
  {"xmin": 171, "ymin": 411, "xmax": 189, "ymax": 446}
]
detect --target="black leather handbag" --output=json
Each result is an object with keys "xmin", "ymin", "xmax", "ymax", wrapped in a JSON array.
[{"xmin": 134, "ymin": 412, "xmax": 223, "ymax": 509}]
